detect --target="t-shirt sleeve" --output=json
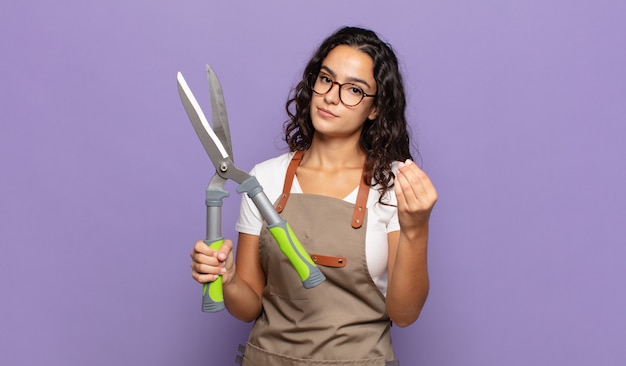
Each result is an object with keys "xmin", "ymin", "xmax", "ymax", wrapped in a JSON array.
[
  {"xmin": 234, "ymin": 152, "xmax": 292, "ymax": 236},
  {"xmin": 387, "ymin": 205, "xmax": 400, "ymax": 233}
]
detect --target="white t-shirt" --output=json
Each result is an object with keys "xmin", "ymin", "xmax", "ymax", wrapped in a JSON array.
[{"xmin": 235, "ymin": 152, "xmax": 400, "ymax": 296}]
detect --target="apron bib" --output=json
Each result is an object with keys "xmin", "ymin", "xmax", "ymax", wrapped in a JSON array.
[{"xmin": 242, "ymin": 151, "xmax": 398, "ymax": 366}]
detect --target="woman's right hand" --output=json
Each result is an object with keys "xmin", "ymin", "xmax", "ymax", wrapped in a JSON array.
[{"xmin": 190, "ymin": 239, "xmax": 235, "ymax": 285}]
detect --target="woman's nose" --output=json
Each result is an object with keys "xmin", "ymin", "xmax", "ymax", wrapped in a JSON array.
[{"xmin": 323, "ymin": 82, "xmax": 341, "ymax": 104}]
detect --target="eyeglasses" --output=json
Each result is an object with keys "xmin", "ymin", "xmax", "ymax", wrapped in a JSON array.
[{"xmin": 311, "ymin": 72, "xmax": 376, "ymax": 107}]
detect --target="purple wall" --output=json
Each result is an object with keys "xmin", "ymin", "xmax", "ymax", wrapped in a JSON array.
[{"xmin": 2, "ymin": 1, "xmax": 625, "ymax": 365}]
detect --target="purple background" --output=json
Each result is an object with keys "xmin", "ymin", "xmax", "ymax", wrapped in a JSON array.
[{"xmin": 2, "ymin": 1, "xmax": 625, "ymax": 365}]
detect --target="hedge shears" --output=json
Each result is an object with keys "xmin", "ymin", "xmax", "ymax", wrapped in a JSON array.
[{"xmin": 177, "ymin": 65, "xmax": 326, "ymax": 313}]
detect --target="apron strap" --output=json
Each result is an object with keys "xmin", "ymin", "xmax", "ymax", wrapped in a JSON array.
[
  {"xmin": 277, "ymin": 150, "xmax": 370, "ymax": 228},
  {"xmin": 276, "ymin": 150, "xmax": 304, "ymax": 213},
  {"xmin": 351, "ymin": 171, "xmax": 370, "ymax": 229}
]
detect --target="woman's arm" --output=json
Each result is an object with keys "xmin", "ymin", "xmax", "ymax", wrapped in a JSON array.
[
  {"xmin": 223, "ymin": 233, "xmax": 266, "ymax": 322},
  {"xmin": 385, "ymin": 228, "xmax": 430, "ymax": 327},
  {"xmin": 385, "ymin": 160, "xmax": 437, "ymax": 327}
]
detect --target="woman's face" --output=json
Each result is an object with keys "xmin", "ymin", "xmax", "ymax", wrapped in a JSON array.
[{"xmin": 309, "ymin": 45, "xmax": 378, "ymax": 140}]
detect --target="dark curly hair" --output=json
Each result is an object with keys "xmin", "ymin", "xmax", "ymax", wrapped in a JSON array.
[{"xmin": 284, "ymin": 26, "xmax": 413, "ymax": 199}]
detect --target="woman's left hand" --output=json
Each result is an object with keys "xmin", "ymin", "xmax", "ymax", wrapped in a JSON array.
[{"xmin": 394, "ymin": 159, "xmax": 438, "ymax": 238}]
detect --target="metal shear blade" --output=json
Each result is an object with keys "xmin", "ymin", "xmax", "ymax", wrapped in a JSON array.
[
  {"xmin": 176, "ymin": 69, "xmax": 249, "ymax": 184},
  {"xmin": 177, "ymin": 71, "xmax": 229, "ymax": 161},
  {"xmin": 206, "ymin": 64, "xmax": 233, "ymax": 159}
]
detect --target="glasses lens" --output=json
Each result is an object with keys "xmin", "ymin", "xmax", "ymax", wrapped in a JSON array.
[
  {"xmin": 312, "ymin": 74, "xmax": 332, "ymax": 95},
  {"xmin": 340, "ymin": 84, "xmax": 364, "ymax": 107}
]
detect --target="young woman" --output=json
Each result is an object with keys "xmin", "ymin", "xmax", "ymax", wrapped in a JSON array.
[{"xmin": 190, "ymin": 26, "xmax": 438, "ymax": 365}]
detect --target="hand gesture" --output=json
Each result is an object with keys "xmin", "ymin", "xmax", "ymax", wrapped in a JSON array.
[{"xmin": 394, "ymin": 159, "xmax": 438, "ymax": 238}]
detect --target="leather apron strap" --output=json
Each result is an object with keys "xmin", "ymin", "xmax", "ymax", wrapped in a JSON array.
[{"xmin": 275, "ymin": 150, "xmax": 303, "ymax": 214}]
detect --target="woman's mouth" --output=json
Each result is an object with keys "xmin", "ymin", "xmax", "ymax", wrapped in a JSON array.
[{"xmin": 317, "ymin": 107, "xmax": 337, "ymax": 118}]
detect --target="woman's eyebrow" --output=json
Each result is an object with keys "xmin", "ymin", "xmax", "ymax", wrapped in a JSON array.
[{"xmin": 320, "ymin": 65, "xmax": 373, "ymax": 89}]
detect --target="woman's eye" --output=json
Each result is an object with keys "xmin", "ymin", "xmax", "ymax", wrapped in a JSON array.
[
  {"xmin": 349, "ymin": 86, "xmax": 364, "ymax": 95},
  {"xmin": 319, "ymin": 75, "xmax": 332, "ymax": 83}
]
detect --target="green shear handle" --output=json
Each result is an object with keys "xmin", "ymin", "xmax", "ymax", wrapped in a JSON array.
[
  {"xmin": 202, "ymin": 239, "xmax": 225, "ymax": 312},
  {"xmin": 267, "ymin": 221, "xmax": 326, "ymax": 288},
  {"xmin": 238, "ymin": 176, "xmax": 326, "ymax": 289}
]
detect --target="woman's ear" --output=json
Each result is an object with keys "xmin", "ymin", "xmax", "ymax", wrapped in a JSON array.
[{"xmin": 368, "ymin": 107, "xmax": 378, "ymax": 121}]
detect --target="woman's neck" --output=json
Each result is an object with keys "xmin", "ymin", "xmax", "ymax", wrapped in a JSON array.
[
  {"xmin": 296, "ymin": 136, "xmax": 366, "ymax": 199},
  {"xmin": 301, "ymin": 138, "xmax": 365, "ymax": 171}
]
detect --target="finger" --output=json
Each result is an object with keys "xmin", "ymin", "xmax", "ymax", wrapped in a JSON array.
[
  {"xmin": 396, "ymin": 165, "xmax": 438, "ymax": 214},
  {"xmin": 394, "ymin": 169, "xmax": 409, "ymax": 207},
  {"xmin": 216, "ymin": 239, "xmax": 233, "ymax": 262},
  {"xmin": 192, "ymin": 240, "xmax": 215, "ymax": 256},
  {"xmin": 398, "ymin": 160, "xmax": 427, "ymax": 193},
  {"xmin": 406, "ymin": 162, "xmax": 437, "ymax": 199},
  {"xmin": 190, "ymin": 257, "xmax": 226, "ymax": 286},
  {"xmin": 192, "ymin": 271, "xmax": 221, "ymax": 284},
  {"xmin": 190, "ymin": 243, "xmax": 223, "ymax": 267},
  {"xmin": 395, "ymin": 163, "xmax": 421, "ymax": 207},
  {"xmin": 408, "ymin": 166, "xmax": 438, "ymax": 205},
  {"xmin": 191, "ymin": 260, "xmax": 226, "ymax": 275},
  {"xmin": 190, "ymin": 251, "xmax": 224, "ymax": 266},
  {"xmin": 397, "ymin": 160, "xmax": 437, "ymax": 203}
]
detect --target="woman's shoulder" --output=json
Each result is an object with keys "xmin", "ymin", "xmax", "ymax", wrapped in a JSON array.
[
  {"xmin": 244, "ymin": 151, "xmax": 294, "ymax": 201},
  {"xmin": 250, "ymin": 151, "xmax": 294, "ymax": 175}
]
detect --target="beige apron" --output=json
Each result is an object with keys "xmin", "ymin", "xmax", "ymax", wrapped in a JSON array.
[{"xmin": 241, "ymin": 151, "xmax": 399, "ymax": 366}]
